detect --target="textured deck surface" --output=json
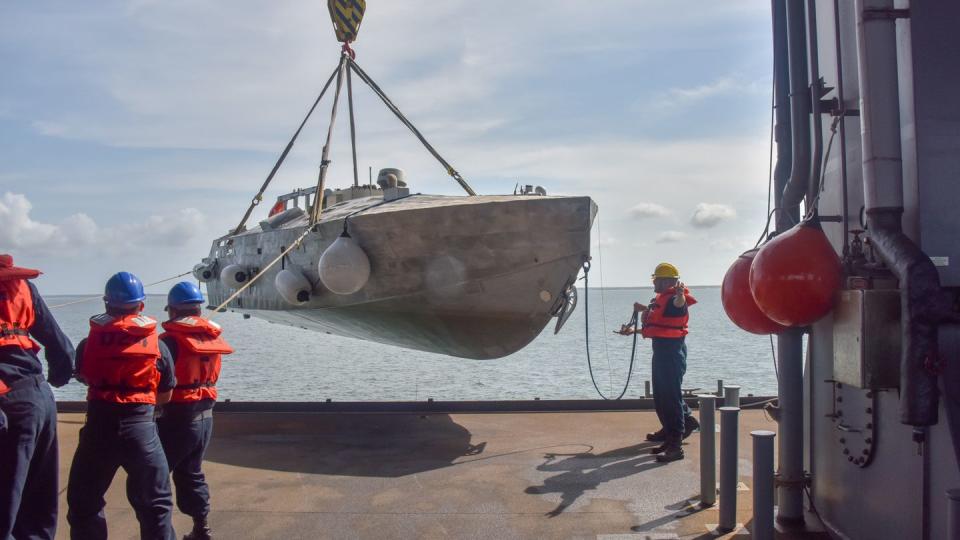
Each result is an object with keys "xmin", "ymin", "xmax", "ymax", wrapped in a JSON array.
[{"xmin": 53, "ymin": 409, "xmax": 826, "ymax": 539}]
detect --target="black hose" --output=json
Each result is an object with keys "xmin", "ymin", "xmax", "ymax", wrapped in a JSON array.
[{"xmin": 582, "ymin": 261, "xmax": 639, "ymax": 400}]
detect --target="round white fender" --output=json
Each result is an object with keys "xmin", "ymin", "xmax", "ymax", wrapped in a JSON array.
[
  {"xmin": 318, "ymin": 232, "xmax": 370, "ymax": 295},
  {"xmin": 275, "ymin": 268, "xmax": 312, "ymax": 305},
  {"xmin": 193, "ymin": 262, "xmax": 215, "ymax": 282},
  {"xmin": 220, "ymin": 264, "xmax": 249, "ymax": 289}
]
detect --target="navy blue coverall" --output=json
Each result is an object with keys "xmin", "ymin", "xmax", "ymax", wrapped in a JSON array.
[
  {"xmin": 66, "ymin": 339, "xmax": 177, "ymax": 540},
  {"xmin": 0, "ymin": 282, "xmax": 74, "ymax": 540},
  {"xmin": 156, "ymin": 337, "xmax": 214, "ymax": 521},
  {"xmin": 650, "ymin": 302, "xmax": 693, "ymax": 438}
]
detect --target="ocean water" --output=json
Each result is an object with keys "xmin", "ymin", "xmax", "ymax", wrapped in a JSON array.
[{"xmin": 45, "ymin": 287, "xmax": 778, "ymax": 402}]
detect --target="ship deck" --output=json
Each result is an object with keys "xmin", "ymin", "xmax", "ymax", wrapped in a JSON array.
[{"xmin": 53, "ymin": 407, "xmax": 828, "ymax": 539}]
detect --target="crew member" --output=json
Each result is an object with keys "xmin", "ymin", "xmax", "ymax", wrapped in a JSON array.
[
  {"xmin": 0, "ymin": 254, "xmax": 74, "ymax": 539},
  {"xmin": 66, "ymin": 271, "xmax": 177, "ymax": 540},
  {"xmin": 157, "ymin": 282, "xmax": 232, "ymax": 540},
  {"xmin": 619, "ymin": 262, "xmax": 698, "ymax": 462}
]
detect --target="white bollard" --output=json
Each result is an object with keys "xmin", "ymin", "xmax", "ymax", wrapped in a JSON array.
[{"xmin": 724, "ymin": 385, "xmax": 741, "ymax": 408}]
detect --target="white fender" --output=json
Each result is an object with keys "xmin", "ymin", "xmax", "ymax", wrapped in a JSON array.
[
  {"xmin": 318, "ymin": 233, "xmax": 370, "ymax": 295},
  {"xmin": 220, "ymin": 264, "xmax": 248, "ymax": 289},
  {"xmin": 275, "ymin": 268, "xmax": 312, "ymax": 305},
  {"xmin": 193, "ymin": 262, "xmax": 215, "ymax": 282}
]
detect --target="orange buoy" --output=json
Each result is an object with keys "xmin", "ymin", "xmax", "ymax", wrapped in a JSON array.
[
  {"xmin": 721, "ymin": 249, "xmax": 788, "ymax": 335},
  {"xmin": 749, "ymin": 220, "xmax": 843, "ymax": 327}
]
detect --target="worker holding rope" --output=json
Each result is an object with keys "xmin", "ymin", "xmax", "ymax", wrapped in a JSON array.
[
  {"xmin": 0, "ymin": 255, "xmax": 74, "ymax": 539},
  {"xmin": 157, "ymin": 282, "xmax": 233, "ymax": 540},
  {"xmin": 67, "ymin": 272, "xmax": 177, "ymax": 540},
  {"xmin": 618, "ymin": 263, "xmax": 699, "ymax": 462}
]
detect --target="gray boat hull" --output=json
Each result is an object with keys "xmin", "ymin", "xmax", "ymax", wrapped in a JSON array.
[{"xmin": 203, "ymin": 194, "xmax": 596, "ymax": 359}]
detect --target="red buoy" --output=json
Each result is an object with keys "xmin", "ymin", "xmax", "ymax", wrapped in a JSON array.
[
  {"xmin": 721, "ymin": 249, "xmax": 788, "ymax": 335},
  {"xmin": 749, "ymin": 221, "xmax": 843, "ymax": 327}
]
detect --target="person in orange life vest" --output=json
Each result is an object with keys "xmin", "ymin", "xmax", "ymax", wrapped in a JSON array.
[
  {"xmin": 0, "ymin": 255, "xmax": 75, "ymax": 540},
  {"xmin": 618, "ymin": 262, "xmax": 699, "ymax": 463},
  {"xmin": 66, "ymin": 272, "xmax": 177, "ymax": 540},
  {"xmin": 157, "ymin": 282, "xmax": 232, "ymax": 540}
]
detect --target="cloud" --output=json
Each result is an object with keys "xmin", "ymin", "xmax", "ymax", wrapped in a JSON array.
[
  {"xmin": 690, "ymin": 203, "xmax": 737, "ymax": 228},
  {"xmin": 628, "ymin": 202, "xmax": 671, "ymax": 219},
  {"xmin": 668, "ymin": 77, "xmax": 738, "ymax": 102},
  {"xmin": 640, "ymin": 75, "xmax": 769, "ymax": 114},
  {"xmin": 0, "ymin": 193, "xmax": 61, "ymax": 248},
  {"xmin": 656, "ymin": 231, "xmax": 688, "ymax": 243},
  {"xmin": 591, "ymin": 234, "xmax": 618, "ymax": 248},
  {"xmin": 0, "ymin": 192, "xmax": 206, "ymax": 256}
]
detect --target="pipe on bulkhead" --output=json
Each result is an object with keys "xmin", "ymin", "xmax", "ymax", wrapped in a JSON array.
[
  {"xmin": 778, "ymin": 0, "xmax": 812, "ymax": 213},
  {"xmin": 805, "ymin": 0, "xmax": 825, "ymax": 203},
  {"xmin": 773, "ymin": 0, "xmax": 808, "ymax": 526},
  {"xmin": 853, "ymin": 0, "xmax": 954, "ymax": 427}
]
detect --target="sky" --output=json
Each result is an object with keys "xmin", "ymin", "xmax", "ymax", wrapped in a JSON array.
[{"xmin": 0, "ymin": 1, "xmax": 773, "ymax": 294}]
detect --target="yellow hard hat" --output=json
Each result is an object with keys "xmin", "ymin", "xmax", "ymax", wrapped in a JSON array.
[{"xmin": 652, "ymin": 262, "xmax": 680, "ymax": 279}]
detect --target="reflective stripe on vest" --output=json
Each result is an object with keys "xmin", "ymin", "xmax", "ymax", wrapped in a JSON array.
[
  {"xmin": 82, "ymin": 314, "xmax": 161, "ymax": 404},
  {"xmin": 0, "ymin": 279, "xmax": 40, "ymax": 352},
  {"xmin": 161, "ymin": 316, "xmax": 232, "ymax": 403},
  {"xmin": 641, "ymin": 289, "xmax": 696, "ymax": 339}
]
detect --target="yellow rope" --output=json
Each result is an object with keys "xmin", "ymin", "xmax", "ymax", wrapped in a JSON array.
[{"xmin": 209, "ymin": 227, "xmax": 313, "ymax": 319}]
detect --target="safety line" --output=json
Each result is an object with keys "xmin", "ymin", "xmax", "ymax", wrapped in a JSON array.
[
  {"xmin": 209, "ymin": 227, "xmax": 313, "ymax": 318},
  {"xmin": 48, "ymin": 271, "xmax": 193, "ymax": 309},
  {"xmin": 594, "ymin": 214, "xmax": 614, "ymax": 393},
  {"xmin": 582, "ymin": 261, "xmax": 639, "ymax": 400},
  {"xmin": 309, "ymin": 55, "xmax": 349, "ymax": 225},
  {"xmin": 232, "ymin": 64, "xmax": 341, "ymax": 235},
  {"xmin": 347, "ymin": 58, "xmax": 476, "ymax": 196}
]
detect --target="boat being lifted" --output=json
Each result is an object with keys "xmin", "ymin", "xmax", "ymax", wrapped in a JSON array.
[{"xmin": 193, "ymin": 1, "xmax": 595, "ymax": 359}]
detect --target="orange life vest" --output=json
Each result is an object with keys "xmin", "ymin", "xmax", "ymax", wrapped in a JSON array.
[
  {"xmin": 0, "ymin": 279, "xmax": 40, "ymax": 352},
  {"xmin": 641, "ymin": 288, "xmax": 697, "ymax": 339},
  {"xmin": 81, "ymin": 313, "xmax": 161, "ymax": 404},
  {"xmin": 160, "ymin": 316, "xmax": 232, "ymax": 403}
]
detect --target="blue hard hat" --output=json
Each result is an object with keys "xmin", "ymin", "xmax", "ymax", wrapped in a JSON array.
[
  {"xmin": 167, "ymin": 281, "xmax": 205, "ymax": 308},
  {"xmin": 104, "ymin": 271, "xmax": 146, "ymax": 306}
]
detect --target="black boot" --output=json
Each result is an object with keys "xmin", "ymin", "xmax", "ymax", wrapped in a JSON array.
[
  {"xmin": 184, "ymin": 515, "xmax": 212, "ymax": 540},
  {"xmin": 682, "ymin": 415, "xmax": 700, "ymax": 440},
  {"xmin": 646, "ymin": 429, "xmax": 667, "ymax": 442},
  {"xmin": 655, "ymin": 435, "xmax": 684, "ymax": 462}
]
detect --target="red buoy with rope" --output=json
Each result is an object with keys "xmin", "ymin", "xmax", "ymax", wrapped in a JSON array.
[
  {"xmin": 749, "ymin": 218, "xmax": 843, "ymax": 327},
  {"xmin": 721, "ymin": 249, "xmax": 788, "ymax": 335}
]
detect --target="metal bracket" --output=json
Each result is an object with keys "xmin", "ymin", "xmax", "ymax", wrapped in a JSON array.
[
  {"xmin": 863, "ymin": 8, "xmax": 909, "ymax": 20},
  {"xmin": 773, "ymin": 473, "xmax": 811, "ymax": 488},
  {"xmin": 820, "ymin": 97, "xmax": 860, "ymax": 117}
]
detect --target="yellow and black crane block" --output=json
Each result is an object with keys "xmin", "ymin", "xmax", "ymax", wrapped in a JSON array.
[{"xmin": 328, "ymin": 0, "xmax": 366, "ymax": 43}]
